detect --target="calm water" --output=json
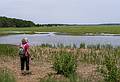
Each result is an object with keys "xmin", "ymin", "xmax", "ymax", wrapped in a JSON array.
[{"xmin": 0, "ymin": 33, "xmax": 120, "ymax": 47}]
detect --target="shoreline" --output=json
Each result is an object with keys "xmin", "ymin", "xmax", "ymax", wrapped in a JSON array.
[{"xmin": 1, "ymin": 31, "xmax": 120, "ymax": 36}]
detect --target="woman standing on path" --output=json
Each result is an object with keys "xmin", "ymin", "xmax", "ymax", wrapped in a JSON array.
[{"xmin": 19, "ymin": 38, "xmax": 30, "ymax": 75}]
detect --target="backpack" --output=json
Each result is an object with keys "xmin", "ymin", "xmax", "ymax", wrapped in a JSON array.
[{"xmin": 19, "ymin": 45, "xmax": 25, "ymax": 57}]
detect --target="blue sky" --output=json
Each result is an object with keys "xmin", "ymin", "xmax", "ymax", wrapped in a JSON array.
[{"xmin": 0, "ymin": 0, "xmax": 120, "ymax": 24}]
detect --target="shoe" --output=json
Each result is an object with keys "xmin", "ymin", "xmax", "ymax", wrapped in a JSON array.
[
  {"xmin": 21, "ymin": 70, "xmax": 26, "ymax": 75},
  {"xmin": 26, "ymin": 70, "xmax": 31, "ymax": 75}
]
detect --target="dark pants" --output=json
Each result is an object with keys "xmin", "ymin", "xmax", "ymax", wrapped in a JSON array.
[{"xmin": 20, "ymin": 56, "xmax": 29, "ymax": 71}]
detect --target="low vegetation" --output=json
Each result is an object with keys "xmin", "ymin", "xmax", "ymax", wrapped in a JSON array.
[
  {"xmin": 1, "ymin": 44, "xmax": 120, "ymax": 82},
  {"xmin": 53, "ymin": 52, "xmax": 77, "ymax": 77},
  {"xmin": 97, "ymin": 51, "xmax": 120, "ymax": 82},
  {"xmin": 0, "ymin": 44, "xmax": 18, "ymax": 57},
  {"xmin": 1, "ymin": 25, "xmax": 120, "ymax": 35},
  {"xmin": 39, "ymin": 75, "xmax": 90, "ymax": 82},
  {"xmin": 0, "ymin": 68, "xmax": 16, "ymax": 82}
]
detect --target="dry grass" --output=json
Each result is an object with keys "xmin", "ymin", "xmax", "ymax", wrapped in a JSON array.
[{"xmin": 1, "ymin": 44, "xmax": 119, "ymax": 82}]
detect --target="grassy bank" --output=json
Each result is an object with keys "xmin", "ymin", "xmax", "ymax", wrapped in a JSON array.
[
  {"xmin": 0, "ymin": 44, "xmax": 18, "ymax": 57},
  {"xmin": 0, "ymin": 25, "xmax": 120, "ymax": 35}
]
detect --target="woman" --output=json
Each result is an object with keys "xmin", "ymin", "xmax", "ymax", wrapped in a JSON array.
[{"xmin": 19, "ymin": 38, "xmax": 30, "ymax": 75}]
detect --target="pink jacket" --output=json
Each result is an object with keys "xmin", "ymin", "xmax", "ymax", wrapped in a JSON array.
[{"xmin": 21, "ymin": 42, "xmax": 30, "ymax": 57}]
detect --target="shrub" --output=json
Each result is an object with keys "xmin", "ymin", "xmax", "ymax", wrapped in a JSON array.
[
  {"xmin": 53, "ymin": 52, "xmax": 77, "ymax": 77},
  {"xmin": 0, "ymin": 68, "xmax": 16, "ymax": 82},
  {"xmin": 97, "ymin": 54, "xmax": 120, "ymax": 82}
]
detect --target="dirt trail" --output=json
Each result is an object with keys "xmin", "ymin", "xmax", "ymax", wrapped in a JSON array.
[
  {"xmin": 0, "ymin": 57, "xmax": 101, "ymax": 82},
  {"xmin": 0, "ymin": 57, "xmax": 56, "ymax": 82}
]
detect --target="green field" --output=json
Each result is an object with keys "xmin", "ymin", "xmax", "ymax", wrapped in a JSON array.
[{"xmin": 0, "ymin": 25, "xmax": 120, "ymax": 35}]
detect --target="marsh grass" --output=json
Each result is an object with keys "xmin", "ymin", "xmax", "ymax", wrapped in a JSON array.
[
  {"xmin": 0, "ymin": 68, "xmax": 16, "ymax": 82},
  {"xmin": 1, "ymin": 44, "xmax": 120, "ymax": 82},
  {"xmin": 30, "ymin": 43, "xmax": 120, "ymax": 65},
  {"xmin": 1, "ymin": 25, "xmax": 120, "ymax": 35},
  {"xmin": 97, "ymin": 49, "xmax": 120, "ymax": 82},
  {"xmin": 79, "ymin": 43, "xmax": 86, "ymax": 49},
  {"xmin": 0, "ymin": 44, "xmax": 18, "ymax": 57},
  {"xmin": 37, "ymin": 43, "xmax": 114, "ymax": 49}
]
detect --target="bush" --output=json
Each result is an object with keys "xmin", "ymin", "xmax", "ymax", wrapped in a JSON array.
[
  {"xmin": 97, "ymin": 54, "xmax": 120, "ymax": 82},
  {"xmin": 53, "ymin": 52, "xmax": 77, "ymax": 77},
  {"xmin": 0, "ymin": 68, "xmax": 16, "ymax": 82}
]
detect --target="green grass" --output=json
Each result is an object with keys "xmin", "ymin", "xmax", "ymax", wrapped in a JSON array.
[
  {"xmin": 0, "ymin": 25, "xmax": 120, "ymax": 35},
  {"xmin": 0, "ymin": 44, "xmax": 18, "ymax": 57},
  {"xmin": 0, "ymin": 68, "xmax": 16, "ymax": 82}
]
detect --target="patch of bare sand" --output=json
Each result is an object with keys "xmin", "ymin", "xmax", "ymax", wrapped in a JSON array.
[{"xmin": 77, "ymin": 63, "xmax": 103, "ymax": 82}]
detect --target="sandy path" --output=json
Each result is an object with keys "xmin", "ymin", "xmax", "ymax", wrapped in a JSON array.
[
  {"xmin": 0, "ymin": 57, "xmax": 56, "ymax": 82},
  {"xmin": 0, "ymin": 57, "xmax": 101, "ymax": 82}
]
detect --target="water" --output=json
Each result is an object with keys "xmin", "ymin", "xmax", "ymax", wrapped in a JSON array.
[{"xmin": 0, "ymin": 32, "xmax": 120, "ymax": 47}]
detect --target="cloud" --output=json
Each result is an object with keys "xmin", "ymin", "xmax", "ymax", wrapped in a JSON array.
[{"xmin": 0, "ymin": 0, "xmax": 120, "ymax": 24}]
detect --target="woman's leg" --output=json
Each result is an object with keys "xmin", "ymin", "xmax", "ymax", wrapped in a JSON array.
[
  {"xmin": 25, "ymin": 56, "xmax": 29, "ymax": 71},
  {"xmin": 20, "ymin": 57, "xmax": 25, "ymax": 74}
]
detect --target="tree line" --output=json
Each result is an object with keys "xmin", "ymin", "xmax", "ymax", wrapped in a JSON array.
[
  {"xmin": 0, "ymin": 16, "xmax": 84, "ymax": 28},
  {"xmin": 35, "ymin": 24, "xmax": 71, "ymax": 27},
  {"xmin": 0, "ymin": 16, "xmax": 74, "ymax": 27},
  {"xmin": 0, "ymin": 16, "xmax": 35, "ymax": 27}
]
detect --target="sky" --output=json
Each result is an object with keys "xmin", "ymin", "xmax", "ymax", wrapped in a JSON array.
[{"xmin": 0, "ymin": 0, "xmax": 120, "ymax": 24}]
